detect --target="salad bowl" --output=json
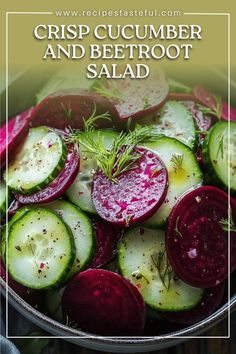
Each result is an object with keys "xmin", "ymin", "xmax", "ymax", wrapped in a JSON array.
[{"xmin": 0, "ymin": 64, "xmax": 236, "ymax": 353}]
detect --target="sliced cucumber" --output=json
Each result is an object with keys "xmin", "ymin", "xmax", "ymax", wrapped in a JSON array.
[
  {"xmin": 142, "ymin": 137, "xmax": 202, "ymax": 227},
  {"xmin": 203, "ymin": 121, "xmax": 236, "ymax": 192},
  {"xmin": 0, "ymin": 180, "xmax": 11, "ymax": 216},
  {"xmin": 118, "ymin": 227, "xmax": 203, "ymax": 311},
  {"xmin": 7, "ymin": 208, "xmax": 75, "ymax": 289},
  {"xmin": 42, "ymin": 200, "xmax": 94, "ymax": 276},
  {"xmin": 66, "ymin": 130, "xmax": 119, "ymax": 213},
  {"xmin": 1, "ymin": 206, "xmax": 30, "ymax": 264},
  {"xmin": 137, "ymin": 101, "xmax": 196, "ymax": 149},
  {"xmin": 5, "ymin": 127, "xmax": 67, "ymax": 194},
  {"xmin": 168, "ymin": 79, "xmax": 192, "ymax": 94}
]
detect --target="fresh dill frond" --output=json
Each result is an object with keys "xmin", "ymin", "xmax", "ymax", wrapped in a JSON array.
[
  {"xmin": 131, "ymin": 270, "xmax": 150, "ymax": 284},
  {"xmin": 92, "ymin": 79, "xmax": 121, "ymax": 100},
  {"xmin": 219, "ymin": 207, "xmax": 236, "ymax": 232},
  {"xmin": 175, "ymin": 216, "xmax": 183, "ymax": 238},
  {"xmin": 65, "ymin": 107, "xmax": 160, "ymax": 181},
  {"xmin": 142, "ymin": 96, "xmax": 151, "ymax": 109},
  {"xmin": 216, "ymin": 135, "xmax": 225, "ymax": 159},
  {"xmin": 151, "ymin": 251, "xmax": 173, "ymax": 291},
  {"xmin": 197, "ymin": 95, "xmax": 222, "ymax": 120},
  {"xmin": 64, "ymin": 102, "xmax": 111, "ymax": 148},
  {"xmin": 60, "ymin": 102, "xmax": 72, "ymax": 119},
  {"xmin": 171, "ymin": 153, "xmax": 184, "ymax": 172}
]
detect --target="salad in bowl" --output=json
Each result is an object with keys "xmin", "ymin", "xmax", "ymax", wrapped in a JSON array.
[{"xmin": 0, "ymin": 68, "xmax": 236, "ymax": 338}]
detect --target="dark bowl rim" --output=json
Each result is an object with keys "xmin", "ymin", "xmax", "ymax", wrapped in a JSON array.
[{"xmin": 1, "ymin": 278, "xmax": 235, "ymax": 344}]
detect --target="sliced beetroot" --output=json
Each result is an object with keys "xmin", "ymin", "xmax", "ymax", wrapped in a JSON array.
[
  {"xmin": 89, "ymin": 218, "xmax": 123, "ymax": 268},
  {"xmin": 182, "ymin": 101, "xmax": 215, "ymax": 132},
  {"xmin": 14, "ymin": 142, "xmax": 80, "ymax": 204},
  {"xmin": 0, "ymin": 257, "xmax": 43, "ymax": 308},
  {"xmin": 162, "ymin": 281, "xmax": 225, "ymax": 325},
  {"xmin": 0, "ymin": 107, "xmax": 33, "ymax": 167},
  {"xmin": 193, "ymin": 84, "xmax": 236, "ymax": 121},
  {"xmin": 167, "ymin": 93, "xmax": 196, "ymax": 101},
  {"xmin": 62, "ymin": 269, "xmax": 145, "ymax": 336},
  {"xmin": 92, "ymin": 147, "xmax": 168, "ymax": 226},
  {"xmin": 97, "ymin": 72, "xmax": 168, "ymax": 121},
  {"xmin": 31, "ymin": 89, "xmax": 121, "ymax": 130},
  {"xmin": 7, "ymin": 199, "xmax": 22, "ymax": 216},
  {"xmin": 166, "ymin": 186, "xmax": 236, "ymax": 288}
]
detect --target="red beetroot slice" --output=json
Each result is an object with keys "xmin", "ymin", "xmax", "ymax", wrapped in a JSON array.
[
  {"xmin": 89, "ymin": 218, "xmax": 123, "ymax": 268},
  {"xmin": 0, "ymin": 257, "xmax": 43, "ymax": 308},
  {"xmin": 99, "ymin": 72, "xmax": 168, "ymax": 121},
  {"xmin": 7, "ymin": 199, "xmax": 22, "ymax": 216},
  {"xmin": 0, "ymin": 107, "xmax": 33, "ymax": 167},
  {"xmin": 162, "ymin": 281, "xmax": 225, "ymax": 325},
  {"xmin": 193, "ymin": 84, "xmax": 236, "ymax": 121},
  {"xmin": 92, "ymin": 147, "xmax": 168, "ymax": 226},
  {"xmin": 182, "ymin": 101, "xmax": 215, "ymax": 132},
  {"xmin": 166, "ymin": 186, "xmax": 236, "ymax": 288},
  {"xmin": 14, "ymin": 142, "xmax": 80, "ymax": 204},
  {"xmin": 31, "ymin": 89, "xmax": 121, "ymax": 130},
  {"xmin": 167, "ymin": 93, "xmax": 196, "ymax": 101},
  {"xmin": 62, "ymin": 269, "xmax": 146, "ymax": 336}
]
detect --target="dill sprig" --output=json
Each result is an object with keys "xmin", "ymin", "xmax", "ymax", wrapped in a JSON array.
[
  {"xmin": 197, "ymin": 95, "xmax": 222, "ymax": 120},
  {"xmin": 216, "ymin": 135, "xmax": 225, "ymax": 159},
  {"xmin": 60, "ymin": 102, "xmax": 72, "ymax": 119},
  {"xmin": 65, "ymin": 106, "xmax": 160, "ymax": 182},
  {"xmin": 171, "ymin": 153, "xmax": 184, "ymax": 172},
  {"xmin": 219, "ymin": 207, "xmax": 236, "ymax": 232},
  {"xmin": 131, "ymin": 270, "xmax": 150, "ymax": 284},
  {"xmin": 175, "ymin": 216, "xmax": 183, "ymax": 238},
  {"xmin": 142, "ymin": 96, "xmax": 151, "ymax": 109},
  {"xmin": 91, "ymin": 79, "xmax": 121, "ymax": 100},
  {"xmin": 95, "ymin": 125, "xmax": 157, "ymax": 182},
  {"xmin": 151, "ymin": 250, "xmax": 173, "ymax": 291}
]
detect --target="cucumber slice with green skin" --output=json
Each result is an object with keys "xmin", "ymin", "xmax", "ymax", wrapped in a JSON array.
[
  {"xmin": 118, "ymin": 227, "xmax": 203, "ymax": 311},
  {"xmin": 42, "ymin": 200, "xmax": 94, "ymax": 276},
  {"xmin": 1, "ymin": 206, "xmax": 31, "ymax": 264},
  {"xmin": 203, "ymin": 121, "xmax": 236, "ymax": 192},
  {"xmin": 136, "ymin": 101, "xmax": 197, "ymax": 149},
  {"xmin": 66, "ymin": 130, "xmax": 119, "ymax": 214},
  {"xmin": 168, "ymin": 79, "xmax": 192, "ymax": 94},
  {"xmin": 5, "ymin": 127, "xmax": 67, "ymax": 194},
  {"xmin": 0, "ymin": 180, "xmax": 11, "ymax": 215},
  {"xmin": 142, "ymin": 137, "xmax": 203, "ymax": 227},
  {"xmin": 7, "ymin": 208, "xmax": 75, "ymax": 289}
]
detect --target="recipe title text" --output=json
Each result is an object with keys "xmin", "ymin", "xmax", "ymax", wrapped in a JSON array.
[{"xmin": 33, "ymin": 24, "xmax": 202, "ymax": 78}]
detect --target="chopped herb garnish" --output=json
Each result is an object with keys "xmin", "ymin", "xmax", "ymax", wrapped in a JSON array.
[
  {"xmin": 171, "ymin": 153, "xmax": 184, "ymax": 172},
  {"xmin": 92, "ymin": 79, "xmax": 121, "ymax": 100},
  {"xmin": 131, "ymin": 270, "xmax": 150, "ymax": 284},
  {"xmin": 142, "ymin": 97, "xmax": 151, "ymax": 109},
  {"xmin": 151, "ymin": 251, "xmax": 173, "ymax": 290},
  {"xmin": 216, "ymin": 134, "xmax": 225, "ymax": 159},
  {"xmin": 197, "ymin": 95, "xmax": 222, "ymax": 120},
  {"xmin": 175, "ymin": 216, "xmax": 183, "ymax": 238},
  {"xmin": 219, "ymin": 207, "xmax": 236, "ymax": 232},
  {"xmin": 60, "ymin": 102, "xmax": 72, "ymax": 119},
  {"xmin": 66, "ymin": 106, "xmax": 161, "ymax": 182}
]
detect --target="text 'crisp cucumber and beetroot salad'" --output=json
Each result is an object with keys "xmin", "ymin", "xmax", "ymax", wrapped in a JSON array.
[{"xmin": 0, "ymin": 70, "xmax": 236, "ymax": 336}]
